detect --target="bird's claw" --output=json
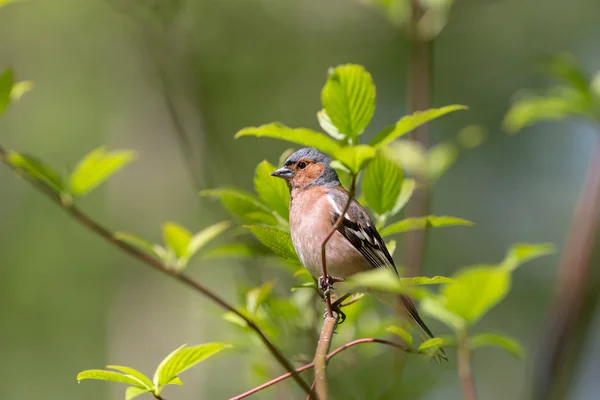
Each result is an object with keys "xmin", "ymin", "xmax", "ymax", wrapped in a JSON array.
[
  {"xmin": 322, "ymin": 307, "xmax": 346, "ymax": 325},
  {"xmin": 317, "ymin": 275, "xmax": 344, "ymax": 296}
]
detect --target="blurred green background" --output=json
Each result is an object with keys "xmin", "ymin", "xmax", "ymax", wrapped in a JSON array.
[{"xmin": 1, "ymin": 0, "xmax": 600, "ymax": 399}]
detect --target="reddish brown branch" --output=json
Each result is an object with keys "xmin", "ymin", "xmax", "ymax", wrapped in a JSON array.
[
  {"xmin": 230, "ymin": 338, "xmax": 413, "ymax": 400},
  {"xmin": 314, "ymin": 175, "xmax": 357, "ymax": 400},
  {"xmin": 0, "ymin": 145, "xmax": 312, "ymax": 396},
  {"xmin": 533, "ymin": 140, "xmax": 600, "ymax": 399},
  {"xmin": 458, "ymin": 333, "xmax": 477, "ymax": 400}
]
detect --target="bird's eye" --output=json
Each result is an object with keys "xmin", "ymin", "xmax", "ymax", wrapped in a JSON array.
[{"xmin": 297, "ymin": 161, "xmax": 307, "ymax": 169}]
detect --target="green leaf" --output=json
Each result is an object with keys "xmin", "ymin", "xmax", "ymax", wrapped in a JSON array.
[
  {"xmin": 244, "ymin": 226, "xmax": 300, "ymax": 264},
  {"xmin": 254, "ymin": 160, "xmax": 290, "ymax": 219},
  {"xmin": 543, "ymin": 53, "xmax": 590, "ymax": 92},
  {"xmin": 321, "ymin": 64, "xmax": 376, "ymax": 137},
  {"xmin": 114, "ymin": 232, "xmax": 161, "ymax": 259},
  {"xmin": 504, "ymin": 96, "xmax": 575, "ymax": 133},
  {"xmin": 400, "ymin": 276, "xmax": 454, "ymax": 285},
  {"xmin": 235, "ymin": 123, "xmax": 341, "ymax": 155},
  {"xmin": 162, "ymin": 222, "xmax": 192, "ymax": 259},
  {"xmin": 201, "ymin": 243, "xmax": 266, "ymax": 260},
  {"xmin": 153, "ymin": 343, "xmax": 231, "ymax": 391},
  {"xmin": 10, "ymin": 80, "xmax": 33, "ymax": 102},
  {"xmin": 341, "ymin": 269, "xmax": 431, "ymax": 299},
  {"xmin": 76, "ymin": 370, "xmax": 146, "ymax": 388},
  {"xmin": 333, "ymin": 145, "xmax": 376, "ymax": 175},
  {"xmin": 418, "ymin": 337, "xmax": 447, "ymax": 352},
  {"xmin": 363, "ymin": 149, "xmax": 404, "ymax": 215},
  {"xmin": 106, "ymin": 366, "xmax": 153, "ymax": 390},
  {"xmin": 291, "ymin": 282, "xmax": 318, "ymax": 292},
  {"xmin": 501, "ymin": 242, "xmax": 555, "ymax": 272},
  {"xmin": 442, "ymin": 266, "xmax": 510, "ymax": 325},
  {"xmin": 0, "ymin": 68, "xmax": 14, "ymax": 116},
  {"xmin": 186, "ymin": 221, "xmax": 231, "ymax": 259},
  {"xmin": 246, "ymin": 281, "xmax": 274, "ymax": 315},
  {"xmin": 201, "ymin": 188, "xmax": 276, "ymax": 225},
  {"xmin": 69, "ymin": 146, "xmax": 136, "ymax": 196},
  {"xmin": 421, "ymin": 297, "xmax": 465, "ymax": 331},
  {"xmin": 390, "ymin": 178, "xmax": 416, "ymax": 216},
  {"xmin": 6, "ymin": 151, "xmax": 66, "ymax": 193},
  {"xmin": 380, "ymin": 216, "xmax": 474, "ymax": 237},
  {"xmin": 387, "ymin": 140, "xmax": 427, "ymax": 177},
  {"xmin": 386, "ymin": 239, "xmax": 397, "ymax": 257},
  {"xmin": 126, "ymin": 387, "xmax": 150, "ymax": 400},
  {"xmin": 428, "ymin": 142, "xmax": 459, "ymax": 182},
  {"xmin": 370, "ymin": 105, "xmax": 468, "ymax": 148},
  {"xmin": 317, "ymin": 109, "xmax": 345, "ymax": 140},
  {"xmin": 223, "ymin": 312, "xmax": 249, "ymax": 328},
  {"xmin": 470, "ymin": 333, "xmax": 524, "ymax": 359},
  {"xmin": 167, "ymin": 376, "xmax": 184, "ymax": 386},
  {"xmin": 386, "ymin": 325, "xmax": 413, "ymax": 346}
]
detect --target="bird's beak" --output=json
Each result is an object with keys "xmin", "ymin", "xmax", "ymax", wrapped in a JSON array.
[{"xmin": 271, "ymin": 167, "xmax": 293, "ymax": 179}]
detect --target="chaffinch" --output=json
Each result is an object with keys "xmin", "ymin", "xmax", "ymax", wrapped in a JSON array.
[{"xmin": 272, "ymin": 147, "xmax": 446, "ymax": 360}]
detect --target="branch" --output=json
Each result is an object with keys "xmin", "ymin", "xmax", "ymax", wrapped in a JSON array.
[
  {"xmin": 457, "ymin": 332, "xmax": 477, "ymax": 400},
  {"xmin": 403, "ymin": 0, "xmax": 433, "ymax": 277},
  {"xmin": 230, "ymin": 338, "xmax": 413, "ymax": 400},
  {"xmin": 0, "ymin": 145, "xmax": 312, "ymax": 397},
  {"xmin": 313, "ymin": 175, "xmax": 357, "ymax": 400},
  {"xmin": 533, "ymin": 140, "xmax": 600, "ymax": 399}
]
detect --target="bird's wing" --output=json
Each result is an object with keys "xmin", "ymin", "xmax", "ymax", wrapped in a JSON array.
[{"xmin": 326, "ymin": 187, "xmax": 397, "ymax": 274}]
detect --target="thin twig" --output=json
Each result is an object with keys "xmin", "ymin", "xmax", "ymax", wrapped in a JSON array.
[
  {"xmin": 457, "ymin": 332, "xmax": 477, "ymax": 400},
  {"xmin": 533, "ymin": 140, "xmax": 600, "ymax": 400},
  {"xmin": 230, "ymin": 338, "xmax": 413, "ymax": 400},
  {"xmin": 0, "ymin": 146, "xmax": 312, "ymax": 396},
  {"xmin": 313, "ymin": 175, "xmax": 357, "ymax": 400},
  {"xmin": 403, "ymin": 0, "xmax": 433, "ymax": 277}
]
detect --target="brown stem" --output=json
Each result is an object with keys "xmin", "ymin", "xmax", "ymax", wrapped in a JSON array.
[
  {"xmin": 230, "ymin": 338, "xmax": 413, "ymax": 400},
  {"xmin": 313, "ymin": 175, "xmax": 357, "ymax": 399},
  {"xmin": 0, "ymin": 146, "xmax": 312, "ymax": 396},
  {"xmin": 457, "ymin": 333, "xmax": 477, "ymax": 400},
  {"xmin": 533, "ymin": 140, "xmax": 600, "ymax": 399},
  {"xmin": 403, "ymin": 0, "xmax": 433, "ymax": 277}
]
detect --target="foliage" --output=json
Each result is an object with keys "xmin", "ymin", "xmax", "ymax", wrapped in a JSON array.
[{"xmin": 77, "ymin": 343, "xmax": 231, "ymax": 399}]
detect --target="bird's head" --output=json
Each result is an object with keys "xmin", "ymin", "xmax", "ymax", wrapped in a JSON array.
[{"xmin": 271, "ymin": 147, "xmax": 340, "ymax": 190}]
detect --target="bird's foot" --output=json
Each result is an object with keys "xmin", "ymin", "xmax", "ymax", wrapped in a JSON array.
[{"xmin": 317, "ymin": 275, "xmax": 344, "ymax": 297}]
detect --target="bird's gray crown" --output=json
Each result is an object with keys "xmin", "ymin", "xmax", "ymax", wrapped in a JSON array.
[{"xmin": 284, "ymin": 147, "xmax": 340, "ymax": 187}]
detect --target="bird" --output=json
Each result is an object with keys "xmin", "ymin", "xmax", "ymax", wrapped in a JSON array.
[{"xmin": 271, "ymin": 147, "xmax": 446, "ymax": 361}]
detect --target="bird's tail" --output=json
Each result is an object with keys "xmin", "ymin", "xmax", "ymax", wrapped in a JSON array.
[{"xmin": 398, "ymin": 294, "xmax": 447, "ymax": 363}]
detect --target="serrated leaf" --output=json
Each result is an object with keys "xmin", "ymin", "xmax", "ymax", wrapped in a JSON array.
[
  {"xmin": 125, "ymin": 386, "xmax": 150, "ymax": 400},
  {"xmin": 186, "ymin": 221, "xmax": 231, "ymax": 259},
  {"xmin": 162, "ymin": 222, "xmax": 192, "ymax": 259},
  {"xmin": 69, "ymin": 146, "xmax": 136, "ymax": 196},
  {"xmin": 442, "ymin": 266, "xmax": 510, "ymax": 325},
  {"xmin": 370, "ymin": 105, "xmax": 468, "ymax": 148},
  {"xmin": 501, "ymin": 242, "xmax": 555, "ymax": 272},
  {"xmin": 380, "ymin": 216, "xmax": 474, "ymax": 237},
  {"xmin": 390, "ymin": 178, "xmax": 416, "ymax": 216},
  {"xmin": 400, "ymin": 276, "xmax": 454, "ymax": 285},
  {"xmin": 363, "ymin": 149, "xmax": 404, "ymax": 215},
  {"xmin": 0, "ymin": 68, "xmax": 14, "ymax": 115},
  {"xmin": 106, "ymin": 366, "xmax": 153, "ymax": 390},
  {"xmin": 333, "ymin": 145, "xmax": 376, "ymax": 175},
  {"xmin": 201, "ymin": 188, "xmax": 276, "ymax": 225},
  {"xmin": 235, "ymin": 123, "xmax": 341, "ymax": 155},
  {"xmin": 246, "ymin": 281, "xmax": 274, "ymax": 315},
  {"xmin": 153, "ymin": 343, "xmax": 231, "ymax": 391},
  {"xmin": 254, "ymin": 160, "xmax": 290, "ymax": 219},
  {"xmin": 76, "ymin": 370, "xmax": 146, "ymax": 388},
  {"xmin": 317, "ymin": 109, "xmax": 345, "ymax": 140},
  {"xmin": 244, "ymin": 226, "xmax": 301, "ymax": 264},
  {"xmin": 321, "ymin": 64, "xmax": 376, "ymax": 137},
  {"xmin": 470, "ymin": 333, "xmax": 524, "ymax": 359},
  {"xmin": 6, "ymin": 151, "xmax": 66, "ymax": 193},
  {"xmin": 10, "ymin": 80, "xmax": 33, "ymax": 102},
  {"xmin": 386, "ymin": 325, "xmax": 413, "ymax": 346},
  {"xmin": 114, "ymin": 232, "xmax": 161, "ymax": 259}
]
